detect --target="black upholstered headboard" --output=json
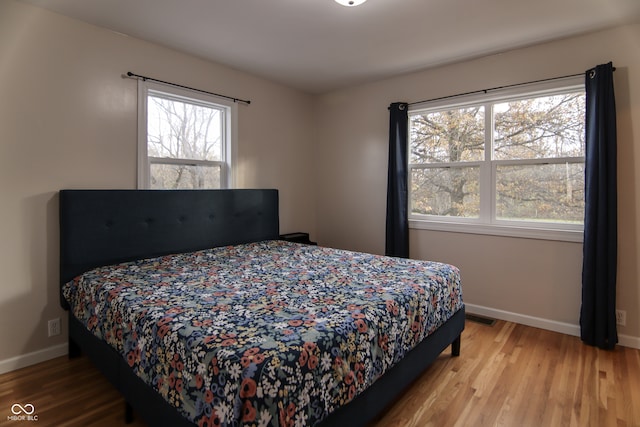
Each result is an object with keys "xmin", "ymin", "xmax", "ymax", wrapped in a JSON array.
[{"xmin": 59, "ymin": 189, "xmax": 279, "ymax": 308}]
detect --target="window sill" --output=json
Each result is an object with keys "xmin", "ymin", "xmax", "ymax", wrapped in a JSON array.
[{"xmin": 409, "ymin": 219, "xmax": 583, "ymax": 243}]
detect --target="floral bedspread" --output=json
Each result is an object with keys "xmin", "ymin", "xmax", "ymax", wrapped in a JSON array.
[{"xmin": 63, "ymin": 240, "xmax": 463, "ymax": 427}]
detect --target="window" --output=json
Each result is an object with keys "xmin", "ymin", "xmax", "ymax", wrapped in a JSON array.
[
  {"xmin": 408, "ymin": 77, "xmax": 585, "ymax": 242},
  {"xmin": 137, "ymin": 80, "xmax": 236, "ymax": 189}
]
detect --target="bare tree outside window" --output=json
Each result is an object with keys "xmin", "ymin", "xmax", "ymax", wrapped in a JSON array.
[
  {"xmin": 494, "ymin": 94, "xmax": 585, "ymax": 222},
  {"xmin": 409, "ymin": 90, "xmax": 585, "ymax": 225},
  {"xmin": 410, "ymin": 106, "xmax": 484, "ymax": 217},
  {"xmin": 147, "ymin": 93, "xmax": 225, "ymax": 189}
]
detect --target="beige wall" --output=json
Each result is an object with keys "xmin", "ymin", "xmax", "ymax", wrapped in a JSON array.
[
  {"xmin": 0, "ymin": 0, "xmax": 316, "ymax": 368},
  {"xmin": 315, "ymin": 24, "xmax": 640, "ymax": 345}
]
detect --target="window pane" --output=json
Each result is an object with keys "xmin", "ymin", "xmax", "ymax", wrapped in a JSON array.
[
  {"xmin": 410, "ymin": 106, "xmax": 485, "ymax": 163},
  {"xmin": 147, "ymin": 94, "xmax": 223, "ymax": 161},
  {"xmin": 496, "ymin": 163, "xmax": 584, "ymax": 223},
  {"xmin": 494, "ymin": 93, "xmax": 585, "ymax": 160},
  {"xmin": 411, "ymin": 166, "xmax": 480, "ymax": 217},
  {"xmin": 150, "ymin": 163, "xmax": 221, "ymax": 189}
]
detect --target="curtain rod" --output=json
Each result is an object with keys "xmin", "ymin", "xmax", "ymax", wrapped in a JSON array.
[
  {"xmin": 408, "ymin": 67, "xmax": 616, "ymax": 107},
  {"xmin": 125, "ymin": 71, "xmax": 251, "ymax": 105}
]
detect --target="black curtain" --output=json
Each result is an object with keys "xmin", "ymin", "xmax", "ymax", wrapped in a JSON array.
[
  {"xmin": 385, "ymin": 102, "xmax": 409, "ymax": 258},
  {"xmin": 580, "ymin": 62, "xmax": 618, "ymax": 349}
]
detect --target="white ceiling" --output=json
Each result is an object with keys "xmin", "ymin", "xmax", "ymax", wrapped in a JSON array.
[{"xmin": 20, "ymin": 0, "xmax": 640, "ymax": 94}]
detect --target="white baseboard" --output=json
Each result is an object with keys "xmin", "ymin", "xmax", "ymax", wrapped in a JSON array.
[
  {"xmin": 0, "ymin": 343, "xmax": 68, "ymax": 375},
  {"xmin": 465, "ymin": 303, "xmax": 640, "ymax": 350}
]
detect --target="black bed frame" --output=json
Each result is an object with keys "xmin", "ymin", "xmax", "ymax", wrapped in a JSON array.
[{"xmin": 59, "ymin": 189, "xmax": 464, "ymax": 427}]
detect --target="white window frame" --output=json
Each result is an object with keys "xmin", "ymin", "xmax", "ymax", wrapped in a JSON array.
[
  {"xmin": 408, "ymin": 76, "xmax": 585, "ymax": 242},
  {"xmin": 137, "ymin": 80, "xmax": 237, "ymax": 189}
]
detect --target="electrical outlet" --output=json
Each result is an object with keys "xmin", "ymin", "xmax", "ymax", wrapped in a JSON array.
[
  {"xmin": 48, "ymin": 318, "xmax": 61, "ymax": 337},
  {"xmin": 616, "ymin": 310, "xmax": 626, "ymax": 326}
]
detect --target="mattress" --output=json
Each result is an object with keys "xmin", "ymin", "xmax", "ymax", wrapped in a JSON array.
[{"xmin": 63, "ymin": 240, "xmax": 463, "ymax": 427}]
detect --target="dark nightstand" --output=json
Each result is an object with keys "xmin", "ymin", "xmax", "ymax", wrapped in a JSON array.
[{"xmin": 279, "ymin": 232, "xmax": 317, "ymax": 245}]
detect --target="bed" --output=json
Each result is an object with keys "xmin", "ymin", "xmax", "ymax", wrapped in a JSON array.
[{"xmin": 59, "ymin": 189, "xmax": 464, "ymax": 427}]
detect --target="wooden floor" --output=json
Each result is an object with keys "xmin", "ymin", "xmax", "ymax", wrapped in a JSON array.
[{"xmin": 1, "ymin": 320, "xmax": 639, "ymax": 427}]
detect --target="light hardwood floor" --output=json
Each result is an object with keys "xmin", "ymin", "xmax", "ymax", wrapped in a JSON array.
[{"xmin": 1, "ymin": 320, "xmax": 638, "ymax": 427}]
